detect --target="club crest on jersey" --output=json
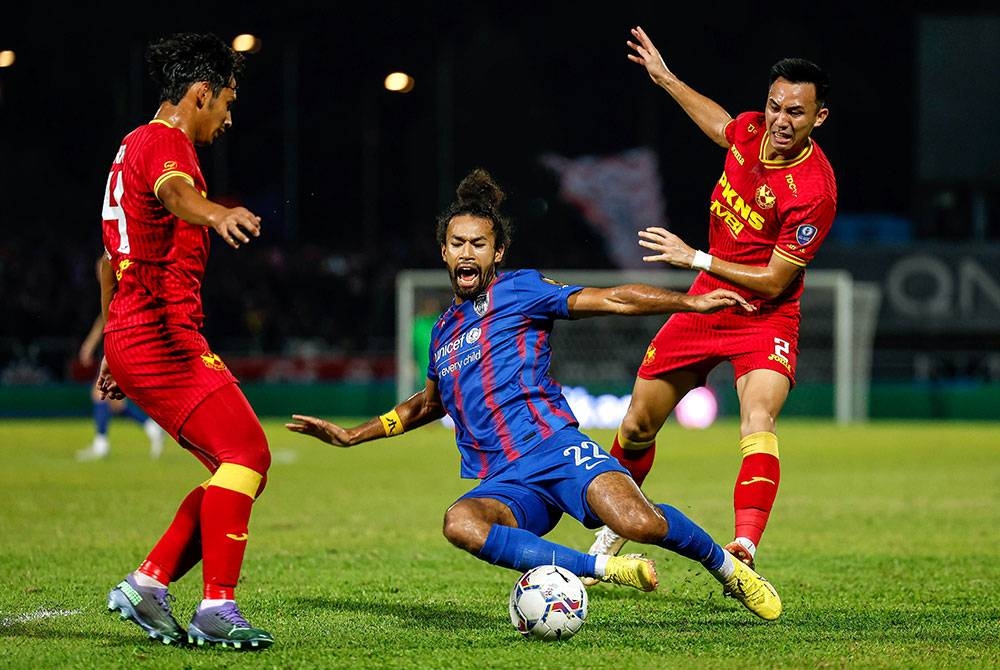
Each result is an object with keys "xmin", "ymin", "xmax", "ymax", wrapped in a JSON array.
[
  {"xmin": 473, "ymin": 292, "xmax": 490, "ymax": 317},
  {"xmin": 795, "ymin": 224, "xmax": 818, "ymax": 246},
  {"xmin": 755, "ymin": 184, "xmax": 776, "ymax": 209},
  {"xmin": 200, "ymin": 350, "xmax": 227, "ymax": 371}
]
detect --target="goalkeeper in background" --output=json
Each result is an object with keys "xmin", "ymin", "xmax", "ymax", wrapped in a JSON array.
[{"xmin": 584, "ymin": 26, "xmax": 837, "ymax": 572}]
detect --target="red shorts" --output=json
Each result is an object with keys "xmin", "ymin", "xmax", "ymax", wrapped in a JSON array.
[
  {"xmin": 638, "ymin": 306, "xmax": 801, "ymax": 387},
  {"xmin": 104, "ymin": 324, "xmax": 238, "ymax": 439}
]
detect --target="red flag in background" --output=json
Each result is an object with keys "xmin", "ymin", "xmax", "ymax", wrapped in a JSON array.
[{"xmin": 540, "ymin": 147, "xmax": 669, "ymax": 269}]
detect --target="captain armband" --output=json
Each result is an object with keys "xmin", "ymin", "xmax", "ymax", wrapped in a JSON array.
[
  {"xmin": 691, "ymin": 250, "xmax": 714, "ymax": 272},
  {"xmin": 379, "ymin": 409, "xmax": 405, "ymax": 437}
]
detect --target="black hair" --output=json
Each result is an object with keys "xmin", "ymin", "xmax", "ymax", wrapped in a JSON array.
[
  {"xmin": 435, "ymin": 168, "xmax": 514, "ymax": 253},
  {"xmin": 768, "ymin": 58, "xmax": 830, "ymax": 106},
  {"xmin": 146, "ymin": 33, "xmax": 245, "ymax": 104}
]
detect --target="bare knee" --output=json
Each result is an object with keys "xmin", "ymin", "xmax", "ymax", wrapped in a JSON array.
[
  {"xmin": 611, "ymin": 508, "xmax": 667, "ymax": 545},
  {"xmin": 740, "ymin": 406, "xmax": 778, "ymax": 435},
  {"xmin": 619, "ymin": 411, "xmax": 658, "ymax": 444},
  {"xmin": 442, "ymin": 503, "xmax": 493, "ymax": 554},
  {"xmin": 590, "ymin": 473, "xmax": 668, "ymax": 543}
]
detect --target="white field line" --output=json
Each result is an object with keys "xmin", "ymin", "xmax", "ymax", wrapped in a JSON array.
[{"xmin": 0, "ymin": 608, "xmax": 82, "ymax": 627}]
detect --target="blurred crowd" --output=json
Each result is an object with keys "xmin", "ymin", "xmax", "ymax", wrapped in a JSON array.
[{"xmin": 0, "ymin": 227, "xmax": 400, "ymax": 385}]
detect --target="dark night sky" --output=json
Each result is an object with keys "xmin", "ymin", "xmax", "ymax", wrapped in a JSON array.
[{"xmin": 1, "ymin": 1, "xmax": 997, "ymax": 269}]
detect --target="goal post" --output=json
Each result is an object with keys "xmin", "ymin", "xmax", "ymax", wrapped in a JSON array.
[{"xmin": 396, "ymin": 268, "xmax": 880, "ymax": 424}]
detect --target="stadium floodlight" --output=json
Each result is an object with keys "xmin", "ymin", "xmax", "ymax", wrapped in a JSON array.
[
  {"xmin": 232, "ymin": 34, "xmax": 261, "ymax": 53},
  {"xmin": 384, "ymin": 72, "xmax": 415, "ymax": 93},
  {"xmin": 0, "ymin": 51, "xmax": 15, "ymax": 68}
]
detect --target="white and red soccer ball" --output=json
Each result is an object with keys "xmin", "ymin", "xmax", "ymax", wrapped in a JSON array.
[{"xmin": 508, "ymin": 565, "xmax": 588, "ymax": 641}]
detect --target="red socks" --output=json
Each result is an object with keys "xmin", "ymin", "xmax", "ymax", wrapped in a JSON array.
[
  {"xmin": 609, "ymin": 431, "xmax": 656, "ymax": 487},
  {"xmin": 140, "ymin": 485, "xmax": 206, "ymax": 585},
  {"xmin": 200, "ymin": 484, "xmax": 255, "ymax": 600},
  {"xmin": 732, "ymin": 432, "xmax": 781, "ymax": 546}
]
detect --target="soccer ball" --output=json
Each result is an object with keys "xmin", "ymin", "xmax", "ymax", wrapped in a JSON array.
[{"xmin": 508, "ymin": 565, "xmax": 588, "ymax": 641}]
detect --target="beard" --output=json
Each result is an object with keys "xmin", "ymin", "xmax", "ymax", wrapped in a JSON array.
[{"xmin": 449, "ymin": 265, "xmax": 494, "ymax": 301}]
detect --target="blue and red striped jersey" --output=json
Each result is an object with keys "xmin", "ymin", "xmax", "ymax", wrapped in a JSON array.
[{"xmin": 428, "ymin": 270, "xmax": 584, "ymax": 479}]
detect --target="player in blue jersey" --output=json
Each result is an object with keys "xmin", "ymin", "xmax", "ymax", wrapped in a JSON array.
[
  {"xmin": 287, "ymin": 168, "xmax": 783, "ymax": 620},
  {"xmin": 76, "ymin": 256, "xmax": 164, "ymax": 462}
]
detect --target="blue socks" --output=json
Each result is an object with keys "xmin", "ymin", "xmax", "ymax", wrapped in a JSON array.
[
  {"xmin": 479, "ymin": 524, "xmax": 597, "ymax": 577},
  {"xmin": 656, "ymin": 504, "xmax": 726, "ymax": 571},
  {"xmin": 477, "ymin": 508, "xmax": 728, "ymax": 580},
  {"xmin": 121, "ymin": 402, "xmax": 149, "ymax": 424},
  {"xmin": 94, "ymin": 401, "xmax": 111, "ymax": 435}
]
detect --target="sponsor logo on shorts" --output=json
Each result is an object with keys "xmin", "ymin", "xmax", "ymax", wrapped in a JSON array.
[
  {"xmin": 115, "ymin": 258, "xmax": 132, "ymax": 280},
  {"xmin": 642, "ymin": 344, "xmax": 656, "ymax": 367},
  {"xmin": 200, "ymin": 351, "xmax": 227, "ymax": 371},
  {"xmin": 226, "ymin": 532, "xmax": 249, "ymax": 541},
  {"xmin": 767, "ymin": 353, "xmax": 792, "ymax": 374}
]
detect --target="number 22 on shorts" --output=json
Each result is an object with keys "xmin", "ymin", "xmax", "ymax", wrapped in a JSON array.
[{"xmin": 563, "ymin": 441, "xmax": 609, "ymax": 471}]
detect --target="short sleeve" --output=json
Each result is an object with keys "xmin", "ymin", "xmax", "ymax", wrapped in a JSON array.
[
  {"xmin": 511, "ymin": 270, "xmax": 584, "ymax": 320},
  {"xmin": 137, "ymin": 127, "xmax": 200, "ymax": 198},
  {"xmin": 725, "ymin": 111, "xmax": 764, "ymax": 146},
  {"xmin": 772, "ymin": 195, "xmax": 836, "ymax": 267}
]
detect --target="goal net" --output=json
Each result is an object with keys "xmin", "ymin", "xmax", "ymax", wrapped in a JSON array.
[{"xmin": 396, "ymin": 269, "xmax": 881, "ymax": 424}]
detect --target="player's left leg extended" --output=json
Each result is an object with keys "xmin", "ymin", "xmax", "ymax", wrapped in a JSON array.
[
  {"xmin": 588, "ymin": 472, "xmax": 781, "ymax": 620},
  {"xmin": 177, "ymin": 384, "xmax": 273, "ymax": 650},
  {"xmin": 444, "ymin": 495, "xmax": 657, "ymax": 592},
  {"xmin": 730, "ymin": 369, "xmax": 790, "ymax": 567}
]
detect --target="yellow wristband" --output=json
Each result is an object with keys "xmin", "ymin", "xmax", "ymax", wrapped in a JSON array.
[{"xmin": 379, "ymin": 409, "xmax": 405, "ymax": 437}]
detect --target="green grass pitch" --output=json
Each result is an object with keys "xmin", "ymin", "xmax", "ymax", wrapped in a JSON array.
[{"xmin": 1, "ymin": 417, "xmax": 998, "ymax": 668}]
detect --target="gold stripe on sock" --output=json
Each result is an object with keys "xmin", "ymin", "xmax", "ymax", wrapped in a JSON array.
[
  {"xmin": 209, "ymin": 463, "xmax": 263, "ymax": 499},
  {"xmin": 617, "ymin": 429, "xmax": 655, "ymax": 451},
  {"xmin": 738, "ymin": 431, "xmax": 779, "ymax": 458}
]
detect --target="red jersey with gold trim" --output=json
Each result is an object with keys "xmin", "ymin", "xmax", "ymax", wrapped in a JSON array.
[
  {"xmin": 691, "ymin": 110, "xmax": 837, "ymax": 308},
  {"xmin": 101, "ymin": 120, "xmax": 211, "ymax": 332}
]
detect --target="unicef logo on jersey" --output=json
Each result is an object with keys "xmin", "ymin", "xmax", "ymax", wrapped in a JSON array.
[
  {"xmin": 796, "ymin": 224, "xmax": 818, "ymax": 246},
  {"xmin": 467, "ymin": 327, "xmax": 482, "ymax": 344}
]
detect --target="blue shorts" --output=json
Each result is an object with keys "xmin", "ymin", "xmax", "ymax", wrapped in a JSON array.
[{"xmin": 457, "ymin": 426, "xmax": 631, "ymax": 537}]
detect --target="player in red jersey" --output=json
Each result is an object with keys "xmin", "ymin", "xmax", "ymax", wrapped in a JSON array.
[
  {"xmin": 584, "ymin": 26, "xmax": 837, "ymax": 574},
  {"xmin": 100, "ymin": 33, "xmax": 273, "ymax": 650}
]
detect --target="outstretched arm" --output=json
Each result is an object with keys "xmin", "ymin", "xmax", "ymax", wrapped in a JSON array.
[
  {"xmin": 627, "ymin": 25, "xmax": 732, "ymax": 148},
  {"xmin": 638, "ymin": 226, "xmax": 802, "ymax": 300},
  {"xmin": 156, "ymin": 176, "xmax": 262, "ymax": 249},
  {"xmin": 286, "ymin": 378, "xmax": 447, "ymax": 447},
  {"xmin": 567, "ymin": 284, "xmax": 752, "ymax": 318}
]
